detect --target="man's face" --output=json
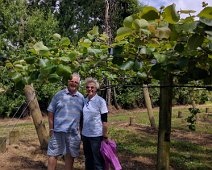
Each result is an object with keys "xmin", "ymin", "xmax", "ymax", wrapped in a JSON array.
[{"xmin": 68, "ymin": 76, "xmax": 80, "ymax": 93}]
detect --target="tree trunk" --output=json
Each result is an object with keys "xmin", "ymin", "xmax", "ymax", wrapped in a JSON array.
[
  {"xmin": 112, "ymin": 87, "xmax": 119, "ymax": 109},
  {"xmin": 157, "ymin": 75, "xmax": 173, "ymax": 170},
  {"xmin": 106, "ymin": 79, "xmax": 112, "ymax": 107},
  {"xmin": 143, "ymin": 85, "xmax": 156, "ymax": 129},
  {"xmin": 24, "ymin": 85, "xmax": 48, "ymax": 150},
  {"xmin": 104, "ymin": 0, "xmax": 112, "ymax": 108}
]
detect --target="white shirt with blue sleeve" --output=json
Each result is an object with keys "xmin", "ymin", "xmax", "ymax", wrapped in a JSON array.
[{"xmin": 82, "ymin": 94, "xmax": 108, "ymax": 137}]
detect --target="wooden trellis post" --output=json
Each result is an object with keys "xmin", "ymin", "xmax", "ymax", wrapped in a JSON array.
[{"xmin": 24, "ymin": 85, "xmax": 48, "ymax": 150}]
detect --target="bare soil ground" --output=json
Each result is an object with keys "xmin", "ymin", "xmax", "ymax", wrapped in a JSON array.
[{"xmin": 0, "ymin": 107, "xmax": 211, "ymax": 170}]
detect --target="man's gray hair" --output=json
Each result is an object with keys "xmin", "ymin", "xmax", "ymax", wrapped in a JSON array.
[
  {"xmin": 85, "ymin": 77, "xmax": 100, "ymax": 89},
  {"xmin": 71, "ymin": 72, "xmax": 80, "ymax": 81}
]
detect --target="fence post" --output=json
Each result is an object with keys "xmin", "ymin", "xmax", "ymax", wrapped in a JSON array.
[
  {"xmin": 177, "ymin": 111, "xmax": 183, "ymax": 118},
  {"xmin": 0, "ymin": 137, "xmax": 7, "ymax": 153},
  {"xmin": 129, "ymin": 117, "xmax": 133, "ymax": 126},
  {"xmin": 9, "ymin": 130, "xmax": 20, "ymax": 145}
]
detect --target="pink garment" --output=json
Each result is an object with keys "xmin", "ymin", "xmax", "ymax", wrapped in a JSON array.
[{"xmin": 100, "ymin": 140, "xmax": 122, "ymax": 170}]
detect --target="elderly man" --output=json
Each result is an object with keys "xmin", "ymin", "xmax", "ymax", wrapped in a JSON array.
[{"xmin": 47, "ymin": 73, "xmax": 84, "ymax": 170}]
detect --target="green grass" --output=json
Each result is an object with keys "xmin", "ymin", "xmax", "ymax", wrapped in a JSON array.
[
  {"xmin": 0, "ymin": 105, "xmax": 211, "ymax": 169},
  {"xmin": 108, "ymin": 104, "xmax": 212, "ymax": 169}
]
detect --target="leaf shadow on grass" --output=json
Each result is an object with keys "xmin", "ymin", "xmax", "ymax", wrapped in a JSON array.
[
  {"xmin": 110, "ymin": 127, "xmax": 158, "ymax": 170},
  {"xmin": 170, "ymin": 140, "xmax": 212, "ymax": 170},
  {"xmin": 9, "ymin": 155, "xmax": 48, "ymax": 170}
]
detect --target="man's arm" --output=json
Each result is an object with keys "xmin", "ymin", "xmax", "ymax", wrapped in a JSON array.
[{"xmin": 48, "ymin": 112, "xmax": 54, "ymax": 137}]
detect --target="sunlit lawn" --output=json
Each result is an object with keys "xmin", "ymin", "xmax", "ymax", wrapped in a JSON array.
[
  {"xmin": 0, "ymin": 104, "xmax": 211, "ymax": 169},
  {"xmin": 108, "ymin": 104, "xmax": 212, "ymax": 169}
]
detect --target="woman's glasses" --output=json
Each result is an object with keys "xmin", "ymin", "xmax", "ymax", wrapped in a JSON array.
[{"xmin": 86, "ymin": 86, "xmax": 95, "ymax": 89}]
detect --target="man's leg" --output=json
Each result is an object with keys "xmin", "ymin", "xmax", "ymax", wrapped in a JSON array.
[
  {"xmin": 65, "ymin": 154, "xmax": 74, "ymax": 170},
  {"xmin": 48, "ymin": 156, "xmax": 57, "ymax": 170}
]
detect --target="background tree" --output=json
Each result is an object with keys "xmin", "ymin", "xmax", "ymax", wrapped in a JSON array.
[
  {"xmin": 56, "ymin": 0, "xmax": 142, "ymax": 41},
  {"xmin": 0, "ymin": 0, "xmax": 59, "ymax": 118},
  {"xmin": 114, "ymin": 4, "xmax": 212, "ymax": 169}
]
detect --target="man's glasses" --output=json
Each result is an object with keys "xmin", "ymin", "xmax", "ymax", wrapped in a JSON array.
[
  {"xmin": 70, "ymin": 80, "xmax": 79, "ymax": 84},
  {"xmin": 86, "ymin": 86, "xmax": 95, "ymax": 89}
]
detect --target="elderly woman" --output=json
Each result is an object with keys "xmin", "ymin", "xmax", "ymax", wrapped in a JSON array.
[{"xmin": 81, "ymin": 77, "xmax": 109, "ymax": 170}]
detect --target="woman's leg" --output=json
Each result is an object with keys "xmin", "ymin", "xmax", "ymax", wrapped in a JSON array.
[{"xmin": 82, "ymin": 136, "xmax": 94, "ymax": 170}]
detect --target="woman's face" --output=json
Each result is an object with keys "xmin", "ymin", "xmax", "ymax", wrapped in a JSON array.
[{"xmin": 86, "ymin": 82, "xmax": 97, "ymax": 98}]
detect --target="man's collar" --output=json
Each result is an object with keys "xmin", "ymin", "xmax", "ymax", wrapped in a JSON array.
[{"xmin": 65, "ymin": 88, "xmax": 79, "ymax": 96}]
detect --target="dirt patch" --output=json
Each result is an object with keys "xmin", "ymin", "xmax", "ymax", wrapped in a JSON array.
[{"xmin": 0, "ymin": 110, "xmax": 211, "ymax": 170}]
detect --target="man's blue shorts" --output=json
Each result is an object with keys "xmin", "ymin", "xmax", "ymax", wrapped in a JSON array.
[{"xmin": 47, "ymin": 131, "xmax": 81, "ymax": 157}]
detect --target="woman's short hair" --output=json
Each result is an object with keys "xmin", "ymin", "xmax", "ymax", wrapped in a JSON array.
[{"xmin": 85, "ymin": 77, "xmax": 100, "ymax": 89}]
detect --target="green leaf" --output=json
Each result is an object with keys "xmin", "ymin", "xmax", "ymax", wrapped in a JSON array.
[
  {"xmin": 150, "ymin": 64, "xmax": 166, "ymax": 80},
  {"xmin": 60, "ymin": 37, "xmax": 70, "ymax": 46},
  {"xmin": 24, "ymin": 56, "xmax": 36, "ymax": 64},
  {"xmin": 48, "ymin": 73, "xmax": 61, "ymax": 83},
  {"xmin": 39, "ymin": 59, "xmax": 49, "ymax": 68},
  {"xmin": 40, "ymin": 65, "xmax": 57, "ymax": 75},
  {"xmin": 116, "ymin": 27, "xmax": 133, "ymax": 41},
  {"xmin": 11, "ymin": 72, "xmax": 22, "ymax": 83},
  {"xmin": 68, "ymin": 51, "xmax": 78, "ymax": 61},
  {"xmin": 138, "ymin": 46, "xmax": 147, "ymax": 55},
  {"xmin": 5, "ymin": 61, "xmax": 13, "ymax": 68},
  {"xmin": 38, "ymin": 72, "xmax": 47, "ymax": 80},
  {"xmin": 140, "ymin": 28, "xmax": 151, "ymax": 35},
  {"xmin": 39, "ymin": 50, "xmax": 50, "ymax": 57},
  {"xmin": 162, "ymin": 4, "xmax": 180, "ymax": 24},
  {"xmin": 205, "ymin": 31, "xmax": 212, "ymax": 36},
  {"xmin": 29, "ymin": 71, "xmax": 39, "ymax": 81},
  {"xmin": 133, "ymin": 60, "xmax": 142, "ymax": 71},
  {"xmin": 88, "ymin": 26, "xmax": 99, "ymax": 35},
  {"xmin": 28, "ymin": 48, "xmax": 37, "ymax": 55},
  {"xmin": 197, "ymin": 7, "xmax": 212, "ymax": 26},
  {"xmin": 79, "ymin": 39, "xmax": 92, "ymax": 48},
  {"xmin": 155, "ymin": 27, "xmax": 171, "ymax": 39},
  {"xmin": 132, "ymin": 19, "xmax": 149, "ymax": 30},
  {"xmin": 59, "ymin": 57, "xmax": 71, "ymax": 62},
  {"xmin": 120, "ymin": 60, "xmax": 134, "ymax": 70},
  {"xmin": 179, "ymin": 10, "xmax": 196, "ymax": 14},
  {"xmin": 154, "ymin": 53, "xmax": 167, "ymax": 63},
  {"xmin": 33, "ymin": 41, "xmax": 49, "ymax": 52},
  {"xmin": 123, "ymin": 16, "xmax": 134, "ymax": 28},
  {"xmin": 139, "ymin": 6, "xmax": 160, "ymax": 20},
  {"xmin": 199, "ymin": 17, "xmax": 212, "ymax": 26},
  {"xmin": 198, "ymin": 7, "xmax": 212, "ymax": 19},
  {"xmin": 137, "ymin": 72, "xmax": 147, "ymax": 78},
  {"xmin": 188, "ymin": 34, "xmax": 204, "ymax": 50},
  {"xmin": 14, "ymin": 64, "xmax": 24, "ymax": 71},
  {"xmin": 53, "ymin": 33, "xmax": 61, "ymax": 40},
  {"xmin": 173, "ymin": 21, "xmax": 197, "ymax": 33},
  {"xmin": 56, "ymin": 64, "xmax": 72, "ymax": 79},
  {"xmin": 88, "ymin": 48, "xmax": 102, "ymax": 55}
]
